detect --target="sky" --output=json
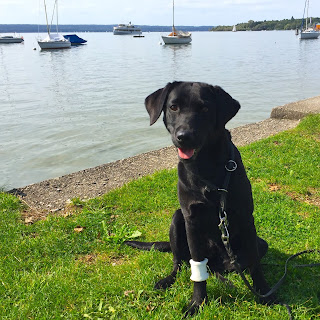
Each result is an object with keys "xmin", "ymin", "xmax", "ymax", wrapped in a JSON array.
[{"xmin": 1, "ymin": 0, "xmax": 320, "ymax": 26}]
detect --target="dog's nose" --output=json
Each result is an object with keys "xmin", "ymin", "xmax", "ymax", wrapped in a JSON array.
[{"xmin": 176, "ymin": 130, "xmax": 193, "ymax": 143}]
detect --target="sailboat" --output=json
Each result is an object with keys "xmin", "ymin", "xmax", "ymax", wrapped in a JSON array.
[
  {"xmin": 232, "ymin": 25, "xmax": 237, "ymax": 32},
  {"xmin": 300, "ymin": 0, "xmax": 319, "ymax": 39},
  {"xmin": 38, "ymin": 0, "xmax": 71, "ymax": 49},
  {"xmin": 162, "ymin": 0, "xmax": 192, "ymax": 44}
]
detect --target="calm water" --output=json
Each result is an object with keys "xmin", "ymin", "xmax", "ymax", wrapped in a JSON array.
[{"xmin": 1, "ymin": 31, "xmax": 320, "ymax": 188}]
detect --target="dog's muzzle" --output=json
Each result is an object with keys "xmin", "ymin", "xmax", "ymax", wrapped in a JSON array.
[{"xmin": 175, "ymin": 130, "xmax": 198, "ymax": 160}]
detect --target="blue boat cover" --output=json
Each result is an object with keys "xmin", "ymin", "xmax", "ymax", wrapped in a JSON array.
[{"xmin": 63, "ymin": 34, "xmax": 87, "ymax": 44}]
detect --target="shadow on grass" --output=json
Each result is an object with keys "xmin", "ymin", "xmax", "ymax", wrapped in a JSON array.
[
  {"xmin": 201, "ymin": 247, "xmax": 320, "ymax": 310},
  {"xmin": 261, "ymin": 247, "xmax": 320, "ymax": 306}
]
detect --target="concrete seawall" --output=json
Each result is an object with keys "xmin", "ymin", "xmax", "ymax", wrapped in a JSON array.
[{"xmin": 11, "ymin": 95, "xmax": 320, "ymax": 220}]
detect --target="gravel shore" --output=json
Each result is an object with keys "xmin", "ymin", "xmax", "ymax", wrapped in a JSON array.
[{"xmin": 10, "ymin": 95, "xmax": 320, "ymax": 221}]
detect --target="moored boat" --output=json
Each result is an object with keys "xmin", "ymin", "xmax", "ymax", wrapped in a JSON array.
[
  {"xmin": 38, "ymin": 33, "xmax": 71, "ymax": 49},
  {"xmin": 113, "ymin": 22, "xmax": 142, "ymax": 35},
  {"xmin": 161, "ymin": 0, "xmax": 191, "ymax": 44},
  {"xmin": 300, "ymin": 28, "xmax": 320, "ymax": 39},
  {"xmin": 38, "ymin": 0, "xmax": 71, "ymax": 49},
  {"xmin": 0, "ymin": 35, "xmax": 24, "ymax": 43},
  {"xmin": 300, "ymin": 0, "xmax": 320, "ymax": 39},
  {"xmin": 63, "ymin": 34, "xmax": 87, "ymax": 45},
  {"xmin": 162, "ymin": 28, "xmax": 192, "ymax": 44}
]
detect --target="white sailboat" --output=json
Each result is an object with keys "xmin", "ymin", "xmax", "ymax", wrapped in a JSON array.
[
  {"xmin": 300, "ymin": 0, "xmax": 319, "ymax": 39},
  {"xmin": 232, "ymin": 25, "xmax": 237, "ymax": 32},
  {"xmin": 38, "ymin": 0, "xmax": 71, "ymax": 49},
  {"xmin": 162, "ymin": 0, "xmax": 192, "ymax": 44}
]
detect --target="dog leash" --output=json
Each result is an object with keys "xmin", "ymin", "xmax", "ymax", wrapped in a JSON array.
[{"xmin": 216, "ymin": 142, "xmax": 320, "ymax": 320}]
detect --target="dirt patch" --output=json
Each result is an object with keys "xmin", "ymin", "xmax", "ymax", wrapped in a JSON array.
[
  {"xmin": 268, "ymin": 184, "xmax": 281, "ymax": 192},
  {"xmin": 268, "ymin": 183, "xmax": 320, "ymax": 208},
  {"xmin": 286, "ymin": 190, "xmax": 320, "ymax": 208},
  {"xmin": 77, "ymin": 254, "xmax": 98, "ymax": 265}
]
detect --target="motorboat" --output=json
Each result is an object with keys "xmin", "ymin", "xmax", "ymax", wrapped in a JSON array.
[
  {"xmin": 0, "ymin": 35, "xmax": 24, "ymax": 43},
  {"xmin": 161, "ymin": 0, "xmax": 191, "ymax": 44},
  {"xmin": 37, "ymin": 0, "xmax": 71, "ymax": 49},
  {"xmin": 63, "ymin": 34, "xmax": 87, "ymax": 45},
  {"xmin": 300, "ymin": 0, "xmax": 320, "ymax": 39},
  {"xmin": 113, "ymin": 22, "xmax": 142, "ymax": 35}
]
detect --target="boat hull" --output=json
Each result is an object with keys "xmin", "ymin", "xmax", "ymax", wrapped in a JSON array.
[
  {"xmin": 113, "ymin": 23, "xmax": 141, "ymax": 35},
  {"xmin": 38, "ymin": 40, "xmax": 71, "ymax": 49},
  {"xmin": 113, "ymin": 30, "xmax": 142, "ymax": 35},
  {"xmin": 300, "ymin": 30, "xmax": 320, "ymax": 39},
  {"xmin": 162, "ymin": 35, "xmax": 192, "ymax": 44},
  {"xmin": 0, "ymin": 37, "xmax": 24, "ymax": 43}
]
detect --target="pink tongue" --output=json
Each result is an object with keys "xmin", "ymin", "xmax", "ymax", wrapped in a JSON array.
[{"xmin": 178, "ymin": 148, "xmax": 195, "ymax": 159}]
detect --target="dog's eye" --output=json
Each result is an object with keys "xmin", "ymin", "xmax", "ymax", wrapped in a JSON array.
[{"xmin": 170, "ymin": 105, "xmax": 179, "ymax": 112}]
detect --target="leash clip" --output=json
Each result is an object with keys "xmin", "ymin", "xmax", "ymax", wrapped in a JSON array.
[{"xmin": 218, "ymin": 211, "xmax": 229, "ymax": 245}]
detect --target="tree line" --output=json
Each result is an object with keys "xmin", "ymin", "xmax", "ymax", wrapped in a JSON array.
[{"xmin": 211, "ymin": 17, "xmax": 320, "ymax": 31}]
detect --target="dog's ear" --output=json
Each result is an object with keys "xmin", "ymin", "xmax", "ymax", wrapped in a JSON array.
[
  {"xmin": 145, "ymin": 82, "xmax": 172, "ymax": 126},
  {"xmin": 211, "ymin": 86, "xmax": 240, "ymax": 126}
]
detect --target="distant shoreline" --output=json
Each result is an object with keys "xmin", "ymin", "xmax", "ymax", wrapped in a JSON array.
[
  {"xmin": 1, "ymin": 16, "xmax": 320, "ymax": 33},
  {"xmin": 0, "ymin": 24, "xmax": 212, "ymax": 33}
]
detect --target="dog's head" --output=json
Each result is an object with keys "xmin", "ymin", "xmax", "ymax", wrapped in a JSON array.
[{"xmin": 145, "ymin": 81, "xmax": 240, "ymax": 160}]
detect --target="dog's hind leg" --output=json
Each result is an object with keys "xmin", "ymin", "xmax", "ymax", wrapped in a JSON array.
[
  {"xmin": 257, "ymin": 236, "xmax": 269, "ymax": 260},
  {"xmin": 154, "ymin": 209, "xmax": 191, "ymax": 289},
  {"xmin": 248, "ymin": 238, "xmax": 277, "ymax": 304},
  {"xmin": 239, "ymin": 223, "xmax": 276, "ymax": 304},
  {"xmin": 249, "ymin": 262, "xmax": 277, "ymax": 304}
]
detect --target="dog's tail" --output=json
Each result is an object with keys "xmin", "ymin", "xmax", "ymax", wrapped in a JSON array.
[{"xmin": 124, "ymin": 241, "xmax": 171, "ymax": 252}]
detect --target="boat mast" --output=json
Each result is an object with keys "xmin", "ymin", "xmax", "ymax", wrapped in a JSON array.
[
  {"xmin": 56, "ymin": 0, "xmax": 59, "ymax": 33},
  {"xmin": 173, "ymin": 0, "xmax": 175, "ymax": 28},
  {"xmin": 43, "ymin": 0, "xmax": 50, "ymax": 35},
  {"xmin": 306, "ymin": 0, "xmax": 309, "ymax": 29},
  {"xmin": 301, "ymin": 0, "xmax": 308, "ymax": 31}
]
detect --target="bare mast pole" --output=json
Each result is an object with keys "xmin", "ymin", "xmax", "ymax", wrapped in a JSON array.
[
  {"xmin": 43, "ymin": 0, "xmax": 50, "ymax": 36},
  {"xmin": 173, "ymin": 0, "xmax": 175, "ymax": 28},
  {"xmin": 56, "ymin": 0, "xmax": 59, "ymax": 33}
]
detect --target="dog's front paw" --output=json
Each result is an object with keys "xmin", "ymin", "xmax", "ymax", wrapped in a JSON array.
[
  {"xmin": 183, "ymin": 297, "xmax": 207, "ymax": 318},
  {"xmin": 154, "ymin": 275, "xmax": 175, "ymax": 290},
  {"xmin": 183, "ymin": 281, "xmax": 208, "ymax": 317}
]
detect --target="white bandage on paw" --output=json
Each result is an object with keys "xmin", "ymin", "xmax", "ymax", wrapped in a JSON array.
[{"xmin": 189, "ymin": 258, "xmax": 209, "ymax": 282}]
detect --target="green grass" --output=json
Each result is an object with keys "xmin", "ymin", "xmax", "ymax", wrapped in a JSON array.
[{"xmin": 1, "ymin": 114, "xmax": 320, "ymax": 319}]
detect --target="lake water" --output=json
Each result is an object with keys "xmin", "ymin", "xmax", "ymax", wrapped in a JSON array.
[{"xmin": 1, "ymin": 31, "xmax": 320, "ymax": 188}]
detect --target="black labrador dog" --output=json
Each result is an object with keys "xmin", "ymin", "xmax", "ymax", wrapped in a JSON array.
[{"xmin": 125, "ymin": 81, "xmax": 274, "ymax": 316}]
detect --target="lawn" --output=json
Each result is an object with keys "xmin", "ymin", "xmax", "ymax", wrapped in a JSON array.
[{"xmin": 0, "ymin": 115, "xmax": 319, "ymax": 319}]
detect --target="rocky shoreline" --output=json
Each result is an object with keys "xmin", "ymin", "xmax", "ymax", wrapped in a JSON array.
[{"xmin": 10, "ymin": 95, "xmax": 320, "ymax": 221}]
